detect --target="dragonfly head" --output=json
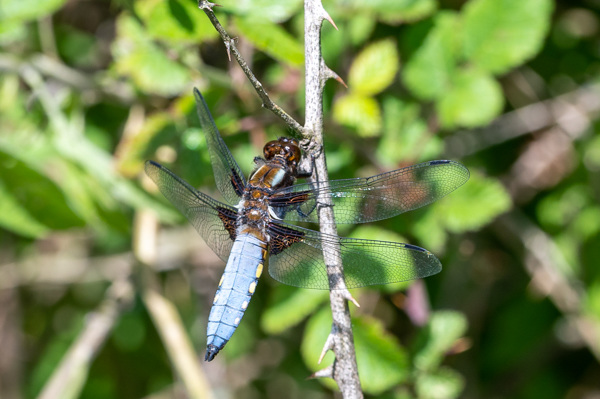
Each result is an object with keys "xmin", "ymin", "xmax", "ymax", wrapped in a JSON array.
[{"xmin": 263, "ymin": 137, "xmax": 302, "ymax": 172}]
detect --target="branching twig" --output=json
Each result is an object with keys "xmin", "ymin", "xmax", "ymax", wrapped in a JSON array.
[
  {"xmin": 304, "ymin": 1, "xmax": 363, "ymax": 398},
  {"xmin": 197, "ymin": 0, "xmax": 305, "ymax": 135}
]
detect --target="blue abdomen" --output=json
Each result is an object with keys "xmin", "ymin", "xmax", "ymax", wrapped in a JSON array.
[{"xmin": 205, "ymin": 233, "xmax": 266, "ymax": 361}]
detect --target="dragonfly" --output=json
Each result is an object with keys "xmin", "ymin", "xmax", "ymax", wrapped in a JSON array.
[{"xmin": 145, "ymin": 89, "xmax": 470, "ymax": 362}]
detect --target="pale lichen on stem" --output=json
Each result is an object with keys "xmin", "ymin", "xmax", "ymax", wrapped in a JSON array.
[{"xmin": 304, "ymin": 1, "xmax": 363, "ymax": 397}]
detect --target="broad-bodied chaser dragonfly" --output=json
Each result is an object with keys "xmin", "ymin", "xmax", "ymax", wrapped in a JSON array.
[{"xmin": 145, "ymin": 89, "xmax": 470, "ymax": 361}]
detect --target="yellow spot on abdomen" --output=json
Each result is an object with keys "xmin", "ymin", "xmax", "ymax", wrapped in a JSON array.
[
  {"xmin": 248, "ymin": 282, "xmax": 256, "ymax": 294},
  {"xmin": 256, "ymin": 263, "xmax": 263, "ymax": 278},
  {"xmin": 234, "ymin": 317, "xmax": 241, "ymax": 325},
  {"xmin": 241, "ymin": 301, "xmax": 248, "ymax": 309},
  {"xmin": 213, "ymin": 294, "xmax": 219, "ymax": 304},
  {"xmin": 218, "ymin": 275, "xmax": 224, "ymax": 287}
]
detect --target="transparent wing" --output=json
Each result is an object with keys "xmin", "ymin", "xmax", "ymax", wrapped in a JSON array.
[
  {"xmin": 270, "ymin": 160, "xmax": 469, "ymax": 224},
  {"xmin": 194, "ymin": 88, "xmax": 247, "ymax": 205},
  {"xmin": 267, "ymin": 222, "xmax": 441, "ymax": 289},
  {"xmin": 145, "ymin": 160, "xmax": 237, "ymax": 262}
]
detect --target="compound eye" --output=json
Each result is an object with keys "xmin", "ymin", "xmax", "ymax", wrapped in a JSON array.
[{"xmin": 263, "ymin": 140, "xmax": 280, "ymax": 159}]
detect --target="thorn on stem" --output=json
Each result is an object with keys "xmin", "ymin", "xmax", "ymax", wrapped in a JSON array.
[
  {"xmin": 324, "ymin": 65, "xmax": 347, "ymax": 88},
  {"xmin": 308, "ymin": 365, "xmax": 334, "ymax": 380},
  {"xmin": 343, "ymin": 290, "xmax": 360, "ymax": 307},
  {"xmin": 318, "ymin": 333, "xmax": 335, "ymax": 364},
  {"xmin": 225, "ymin": 38, "xmax": 235, "ymax": 61},
  {"xmin": 321, "ymin": 9, "xmax": 338, "ymax": 30}
]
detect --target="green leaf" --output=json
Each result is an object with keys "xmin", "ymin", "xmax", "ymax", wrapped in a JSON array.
[
  {"xmin": 376, "ymin": 96, "xmax": 443, "ymax": 167},
  {"xmin": 415, "ymin": 367, "xmax": 465, "ymax": 399},
  {"xmin": 136, "ymin": 0, "xmax": 217, "ymax": 43},
  {"xmin": 584, "ymin": 281, "xmax": 600, "ymax": 323},
  {"xmin": 338, "ymin": 0, "xmax": 437, "ymax": 23},
  {"xmin": 0, "ymin": 20, "xmax": 27, "ymax": 44},
  {"xmin": 1, "ymin": 0, "xmax": 67, "ymax": 23},
  {"xmin": 302, "ymin": 308, "xmax": 410, "ymax": 395},
  {"xmin": 333, "ymin": 93, "xmax": 382, "ymax": 137},
  {"xmin": 217, "ymin": 0, "xmax": 303, "ymax": 23},
  {"xmin": 436, "ymin": 67, "xmax": 504, "ymax": 128},
  {"xmin": 436, "ymin": 171, "xmax": 512, "ymax": 233},
  {"xmin": 261, "ymin": 285, "xmax": 328, "ymax": 334},
  {"xmin": 537, "ymin": 184, "xmax": 589, "ymax": 230},
  {"xmin": 355, "ymin": 315, "xmax": 411, "ymax": 394},
  {"xmin": 234, "ymin": 16, "xmax": 304, "ymax": 67},
  {"xmin": 462, "ymin": 0, "xmax": 553, "ymax": 74},
  {"xmin": 413, "ymin": 310, "xmax": 467, "ymax": 371},
  {"xmin": 300, "ymin": 308, "xmax": 337, "ymax": 391},
  {"xmin": 0, "ymin": 180, "xmax": 48, "ymax": 238},
  {"xmin": 112, "ymin": 15, "xmax": 190, "ymax": 96},
  {"xmin": 412, "ymin": 209, "xmax": 448, "ymax": 254},
  {"xmin": 402, "ymin": 12, "xmax": 462, "ymax": 100},
  {"xmin": 348, "ymin": 15, "xmax": 376, "ymax": 46},
  {"xmin": 349, "ymin": 39, "xmax": 399, "ymax": 96}
]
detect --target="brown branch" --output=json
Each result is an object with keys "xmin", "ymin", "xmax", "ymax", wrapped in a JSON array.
[
  {"xmin": 304, "ymin": 0, "xmax": 363, "ymax": 397},
  {"xmin": 197, "ymin": 0, "xmax": 305, "ymax": 135}
]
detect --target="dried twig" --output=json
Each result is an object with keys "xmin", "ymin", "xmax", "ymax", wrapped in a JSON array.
[{"xmin": 197, "ymin": 0, "xmax": 305, "ymax": 135}]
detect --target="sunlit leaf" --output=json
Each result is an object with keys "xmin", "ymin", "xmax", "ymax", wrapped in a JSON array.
[
  {"xmin": 378, "ymin": 0, "xmax": 437, "ymax": 24},
  {"xmin": 217, "ymin": 0, "xmax": 303, "ymax": 23},
  {"xmin": 436, "ymin": 171, "xmax": 512, "ymax": 233},
  {"xmin": 0, "ymin": 20, "xmax": 27, "ymax": 44},
  {"xmin": 348, "ymin": 15, "xmax": 376, "ymax": 46},
  {"xmin": 112, "ymin": 15, "xmax": 190, "ymax": 96},
  {"xmin": 234, "ymin": 16, "xmax": 304, "ymax": 67},
  {"xmin": 462, "ymin": 0, "xmax": 554, "ymax": 74},
  {"xmin": 349, "ymin": 39, "xmax": 399, "ymax": 96},
  {"xmin": 336, "ymin": 0, "xmax": 437, "ymax": 23},
  {"xmin": 436, "ymin": 67, "xmax": 504, "ymax": 128},
  {"xmin": 402, "ymin": 11, "xmax": 462, "ymax": 100},
  {"xmin": 1, "ymin": 0, "xmax": 66, "ymax": 23},
  {"xmin": 0, "ymin": 180, "xmax": 48, "ymax": 238},
  {"xmin": 354, "ymin": 315, "xmax": 410, "ymax": 394},
  {"xmin": 136, "ymin": 0, "xmax": 217, "ymax": 43},
  {"xmin": 377, "ymin": 96, "xmax": 443, "ymax": 167},
  {"xmin": 415, "ymin": 367, "xmax": 465, "ymax": 399},
  {"xmin": 537, "ymin": 184, "xmax": 589, "ymax": 230},
  {"xmin": 261, "ymin": 285, "xmax": 328, "ymax": 334},
  {"xmin": 584, "ymin": 281, "xmax": 600, "ymax": 323},
  {"xmin": 412, "ymin": 209, "xmax": 448, "ymax": 254},
  {"xmin": 413, "ymin": 310, "xmax": 467, "ymax": 371},
  {"xmin": 333, "ymin": 93, "xmax": 382, "ymax": 136}
]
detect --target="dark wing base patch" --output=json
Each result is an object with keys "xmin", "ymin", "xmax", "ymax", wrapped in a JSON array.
[{"xmin": 268, "ymin": 223, "xmax": 305, "ymax": 255}]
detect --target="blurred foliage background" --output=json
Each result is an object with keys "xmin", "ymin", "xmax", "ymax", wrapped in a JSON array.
[{"xmin": 1, "ymin": 0, "xmax": 599, "ymax": 397}]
